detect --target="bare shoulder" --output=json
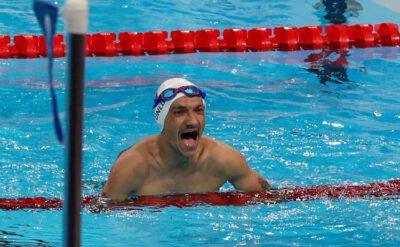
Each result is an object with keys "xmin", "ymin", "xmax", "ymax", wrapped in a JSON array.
[
  {"xmin": 202, "ymin": 136, "xmax": 246, "ymax": 171},
  {"xmin": 118, "ymin": 135, "xmax": 158, "ymax": 158},
  {"xmin": 115, "ymin": 135, "xmax": 163, "ymax": 175},
  {"xmin": 203, "ymin": 136, "xmax": 243, "ymax": 158},
  {"xmin": 101, "ymin": 135, "xmax": 158, "ymax": 200},
  {"xmin": 115, "ymin": 136, "xmax": 152, "ymax": 167},
  {"xmin": 202, "ymin": 136, "xmax": 271, "ymax": 192}
]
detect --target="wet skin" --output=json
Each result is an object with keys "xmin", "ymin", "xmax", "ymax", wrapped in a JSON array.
[{"xmin": 100, "ymin": 96, "xmax": 277, "ymax": 203}]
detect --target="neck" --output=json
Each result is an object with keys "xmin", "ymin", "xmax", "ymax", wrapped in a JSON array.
[{"xmin": 157, "ymin": 134, "xmax": 198, "ymax": 170}]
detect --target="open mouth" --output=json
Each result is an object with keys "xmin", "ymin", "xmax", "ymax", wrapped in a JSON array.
[{"xmin": 180, "ymin": 130, "xmax": 199, "ymax": 150}]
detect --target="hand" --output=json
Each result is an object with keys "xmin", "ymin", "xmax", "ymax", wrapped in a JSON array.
[
  {"xmin": 84, "ymin": 196, "xmax": 115, "ymax": 213},
  {"xmin": 252, "ymin": 188, "xmax": 288, "ymax": 205}
]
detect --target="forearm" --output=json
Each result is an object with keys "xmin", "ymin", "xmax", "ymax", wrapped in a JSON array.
[
  {"xmin": 257, "ymin": 177, "xmax": 271, "ymax": 190},
  {"xmin": 99, "ymin": 185, "xmax": 128, "ymax": 201},
  {"xmin": 257, "ymin": 178, "xmax": 288, "ymax": 203}
]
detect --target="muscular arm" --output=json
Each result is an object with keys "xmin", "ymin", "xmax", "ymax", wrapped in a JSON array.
[
  {"xmin": 100, "ymin": 151, "xmax": 147, "ymax": 201},
  {"xmin": 227, "ymin": 151, "xmax": 271, "ymax": 191},
  {"xmin": 225, "ymin": 150, "xmax": 287, "ymax": 203}
]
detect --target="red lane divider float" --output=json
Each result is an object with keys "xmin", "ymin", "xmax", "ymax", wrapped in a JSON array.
[
  {"xmin": 1, "ymin": 180, "xmax": 399, "ymax": 210},
  {"xmin": 0, "ymin": 23, "xmax": 399, "ymax": 59}
]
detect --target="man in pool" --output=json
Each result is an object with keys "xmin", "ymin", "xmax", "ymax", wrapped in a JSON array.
[{"xmin": 100, "ymin": 78, "xmax": 277, "ymax": 201}]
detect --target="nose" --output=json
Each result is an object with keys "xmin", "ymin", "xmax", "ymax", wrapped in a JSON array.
[{"xmin": 184, "ymin": 110, "xmax": 198, "ymax": 128}]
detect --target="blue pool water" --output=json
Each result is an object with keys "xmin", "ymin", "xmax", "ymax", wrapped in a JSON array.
[{"xmin": 1, "ymin": 0, "xmax": 400, "ymax": 246}]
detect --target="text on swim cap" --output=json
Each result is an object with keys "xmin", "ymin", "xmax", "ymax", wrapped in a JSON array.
[{"xmin": 154, "ymin": 100, "xmax": 165, "ymax": 121}]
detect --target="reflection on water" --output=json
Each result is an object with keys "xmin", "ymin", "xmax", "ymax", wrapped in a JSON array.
[
  {"xmin": 313, "ymin": 0, "xmax": 363, "ymax": 24},
  {"xmin": 304, "ymin": 49, "xmax": 354, "ymax": 85},
  {"xmin": 0, "ymin": 229, "xmax": 52, "ymax": 246}
]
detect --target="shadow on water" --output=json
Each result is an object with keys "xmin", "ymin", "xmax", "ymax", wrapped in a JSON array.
[{"xmin": 313, "ymin": 0, "xmax": 363, "ymax": 24}]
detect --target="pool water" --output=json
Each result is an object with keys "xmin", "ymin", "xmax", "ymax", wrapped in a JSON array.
[{"xmin": 1, "ymin": 0, "xmax": 400, "ymax": 246}]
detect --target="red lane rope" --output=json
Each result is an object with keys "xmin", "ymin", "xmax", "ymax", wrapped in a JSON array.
[
  {"xmin": 0, "ymin": 23, "xmax": 399, "ymax": 59},
  {"xmin": 1, "ymin": 180, "xmax": 399, "ymax": 210}
]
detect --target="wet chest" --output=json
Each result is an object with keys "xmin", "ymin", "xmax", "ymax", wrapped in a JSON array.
[{"xmin": 137, "ymin": 167, "xmax": 227, "ymax": 195}]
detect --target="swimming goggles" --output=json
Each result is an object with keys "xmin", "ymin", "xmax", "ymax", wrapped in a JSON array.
[{"xmin": 152, "ymin": 85, "xmax": 206, "ymax": 109}]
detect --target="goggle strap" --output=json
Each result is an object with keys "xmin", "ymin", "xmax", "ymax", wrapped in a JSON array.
[{"xmin": 152, "ymin": 99, "xmax": 160, "ymax": 109}]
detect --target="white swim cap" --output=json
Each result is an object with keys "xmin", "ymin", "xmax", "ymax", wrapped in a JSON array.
[{"xmin": 153, "ymin": 78, "xmax": 206, "ymax": 130}]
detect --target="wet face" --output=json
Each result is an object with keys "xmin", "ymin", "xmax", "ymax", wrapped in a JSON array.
[{"xmin": 162, "ymin": 96, "xmax": 205, "ymax": 156}]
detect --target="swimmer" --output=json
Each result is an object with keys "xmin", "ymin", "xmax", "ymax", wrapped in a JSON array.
[
  {"xmin": 313, "ymin": 0, "xmax": 363, "ymax": 24},
  {"xmin": 99, "ymin": 78, "xmax": 278, "ymax": 201}
]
